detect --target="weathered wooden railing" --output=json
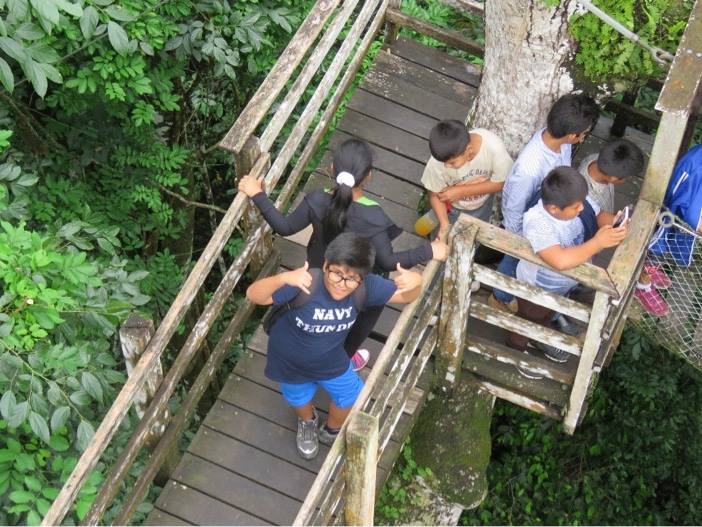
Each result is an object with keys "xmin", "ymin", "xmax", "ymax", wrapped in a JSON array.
[{"xmin": 42, "ymin": 0, "xmax": 394, "ymax": 523}]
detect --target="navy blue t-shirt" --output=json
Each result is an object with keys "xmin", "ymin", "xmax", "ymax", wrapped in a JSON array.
[{"xmin": 266, "ymin": 273, "xmax": 397, "ymax": 383}]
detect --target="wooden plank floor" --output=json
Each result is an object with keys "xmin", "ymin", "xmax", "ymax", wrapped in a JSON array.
[
  {"xmin": 147, "ymin": 35, "xmax": 656, "ymax": 525},
  {"xmin": 146, "ymin": 37, "xmax": 475, "ymax": 526}
]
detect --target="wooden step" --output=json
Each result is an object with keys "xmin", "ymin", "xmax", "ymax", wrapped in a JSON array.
[
  {"xmin": 470, "ymin": 299, "xmax": 583, "ymax": 356},
  {"xmin": 467, "ymin": 334, "xmax": 577, "ymax": 385},
  {"xmin": 463, "ymin": 339, "xmax": 571, "ymax": 407}
]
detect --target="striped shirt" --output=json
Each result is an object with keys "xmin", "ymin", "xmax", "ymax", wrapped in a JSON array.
[
  {"xmin": 501, "ymin": 129, "xmax": 572, "ymax": 234},
  {"xmin": 517, "ymin": 197, "xmax": 600, "ymax": 295}
]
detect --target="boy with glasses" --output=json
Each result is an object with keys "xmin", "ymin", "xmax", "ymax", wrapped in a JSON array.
[{"xmin": 246, "ymin": 233, "xmax": 423, "ymax": 460}]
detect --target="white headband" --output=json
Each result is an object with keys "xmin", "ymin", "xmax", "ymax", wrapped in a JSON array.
[{"xmin": 335, "ymin": 171, "xmax": 355, "ymax": 187}]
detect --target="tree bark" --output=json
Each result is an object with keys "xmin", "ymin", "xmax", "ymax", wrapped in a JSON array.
[{"xmin": 469, "ymin": 0, "xmax": 578, "ymax": 156}]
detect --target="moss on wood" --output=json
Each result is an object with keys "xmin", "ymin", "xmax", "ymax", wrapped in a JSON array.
[{"xmin": 410, "ymin": 379, "xmax": 494, "ymax": 509}]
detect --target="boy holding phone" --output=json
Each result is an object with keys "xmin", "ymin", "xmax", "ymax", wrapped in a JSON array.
[{"xmin": 578, "ymin": 139, "xmax": 670, "ymax": 316}]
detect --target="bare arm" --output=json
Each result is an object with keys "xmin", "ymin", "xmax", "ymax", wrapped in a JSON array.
[
  {"xmin": 538, "ymin": 225, "xmax": 627, "ymax": 271},
  {"xmin": 428, "ymin": 190, "xmax": 450, "ymax": 233},
  {"xmin": 437, "ymin": 180, "xmax": 504, "ymax": 202}
]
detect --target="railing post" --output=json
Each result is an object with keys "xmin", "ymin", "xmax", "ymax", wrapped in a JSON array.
[
  {"xmin": 234, "ymin": 135, "xmax": 274, "ymax": 274},
  {"xmin": 434, "ymin": 219, "xmax": 479, "ymax": 394},
  {"xmin": 344, "ymin": 411, "xmax": 379, "ymax": 526},
  {"xmin": 120, "ymin": 315, "xmax": 168, "ymax": 443},
  {"xmin": 384, "ymin": 0, "xmax": 401, "ymax": 44},
  {"xmin": 563, "ymin": 292, "xmax": 610, "ymax": 434}
]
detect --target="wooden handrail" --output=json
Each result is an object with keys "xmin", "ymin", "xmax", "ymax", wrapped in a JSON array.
[
  {"xmin": 48, "ymin": 0, "xmax": 396, "ymax": 522},
  {"xmin": 343, "ymin": 412, "xmax": 379, "ymax": 526},
  {"xmin": 438, "ymin": 0, "xmax": 484, "ymax": 13},
  {"xmin": 473, "ymin": 264, "xmax": 591, "ymax": 323},
  {"xmin": 259, "ymin": 0, "xmax": 362, "ymax": 152},
  {"xmin": 610, "ymin": 1, "xmax": 702, "ymax": 299},
  {"xmin": 261, "ymin": 0, "xmax": 386, "ymax": 194},
  {"xmin": 385, "ymin": 8, "xmax": 484, "ymax": 56},
  {"xmin": 111, "ymin": 250, "xmax": 281, "ymax": 525},
  {"xmin": 218, "ymin": 0, "xmax": 340, "ymax": 154},
  {"xmin": 82, "ymin": 224, "xmax": 276, "ymax": 525},
  {"xmin": 455, "ymin": 214, "xmax": 619, "ymax": 297},
  {"xmin": 41, "ymin": 153, "xmax": 269, "ymax": 527}
]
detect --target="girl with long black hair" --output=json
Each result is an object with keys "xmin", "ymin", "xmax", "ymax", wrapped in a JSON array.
[{"xmin": 239, "ymin": 138, "xmax": 448, "ymax": 370}]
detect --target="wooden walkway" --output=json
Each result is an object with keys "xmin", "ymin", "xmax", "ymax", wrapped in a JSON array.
[
  {"xmin": 145, "ymin": 37, "xmax": 479, "ymax": 526},
  {"xmin": 145, "ymin": 36, "xmax": 655, "ymax": 526}
]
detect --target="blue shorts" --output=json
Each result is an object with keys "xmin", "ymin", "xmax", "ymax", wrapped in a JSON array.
[{"xmin": 280, "ymin": 364, "xmax": 363, "ymax": 409}]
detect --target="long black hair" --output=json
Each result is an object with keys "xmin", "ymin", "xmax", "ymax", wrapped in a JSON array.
[{"xmin": 322, "ymin": 138, "xmax": 373, "ymax": 244}]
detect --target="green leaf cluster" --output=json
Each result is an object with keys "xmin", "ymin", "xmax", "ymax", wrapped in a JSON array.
[
  {"xmin": 570, "ymin": 0, "xmax": 693, "ymax": 89},
  {"xmin": 460, "ymin": 327, "xmax": 702, "ymax": 525},
  {"xmin": 0, "ymin": 0, "xmax": 313, "ymax": 523}
]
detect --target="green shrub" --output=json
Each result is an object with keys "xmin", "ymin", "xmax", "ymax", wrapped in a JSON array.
[{"xmin": 461, "ymin": 327, "xmax": 702, "ymax": 525}]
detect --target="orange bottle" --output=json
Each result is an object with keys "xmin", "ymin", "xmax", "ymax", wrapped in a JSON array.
[{"xmin": 414, "ymin": 203, "xmax": 452, "ymax": 237}]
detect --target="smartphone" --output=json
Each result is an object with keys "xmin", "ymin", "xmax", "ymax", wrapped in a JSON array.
[{"xmin": 612, "ymin": 206, "xmax": 630, "ymax": 228}]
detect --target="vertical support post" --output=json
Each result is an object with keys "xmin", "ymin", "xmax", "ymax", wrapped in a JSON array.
[
  {"xmin": 434, "ymin": 220, "xmax": 478, "ymax": 395},
  {"xmin": 120, "ymin": 315, "xmax": 168, "ymax": 443},
  {"xmin": 563, "ymin": 292, "xmax": 610, "ymax": 434},
  {"xmin": 344, "ymin": 411, "xmax": 379, "ymax": 526},
  {"xmin": 234, "ymin": 135, "xmax": 273, "ymax": 273},
  {"xmin": 384, "ymin": 0, "xmax": 401, "ymax": 45}
]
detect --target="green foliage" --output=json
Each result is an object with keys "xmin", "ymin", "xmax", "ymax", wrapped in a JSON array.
[
  {"xmin": 398, "ymin": 0, "xmax": 484, "ymax": 64},
  {"xmin": 376, "ymin": 441, "xmax": 435, "ymax": 524},
  {"xmin": 0, "ymin": 0, "xmax": 310, "ymax": 523},
  {"xmin": 460, "ymin": 327, "xmax": 702, "ymax": 525},
  {"xmin": 570, "ymin": 0, "xmax": 693, "ymax": 89}
]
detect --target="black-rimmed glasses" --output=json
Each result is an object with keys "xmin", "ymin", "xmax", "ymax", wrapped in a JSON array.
[{"xmin": 327, "ymin": 268, "xmax": 362, "ymax": 289}]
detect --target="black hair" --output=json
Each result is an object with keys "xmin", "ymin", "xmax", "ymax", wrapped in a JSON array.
[
  {"xmin": 428, "ymin": 119, "xmax": 470, "ymax": 162},
  {"xmin": 597, "ymin": 138, "xmax": 645, "ymax": 180},
  {"xmin": 546, "ymin": 93, "xmax": 599, "ymax": 139},
  {"xmin": 324, "ymin": 232, "xmax": 375, "ymax": 276},
  {"xmin": 541, "ymin": 166, "xmax": 589, "ymax": 208},
  {"xmin": 322, "ymin": 138, "xmax": 373, "ymax": 244}
]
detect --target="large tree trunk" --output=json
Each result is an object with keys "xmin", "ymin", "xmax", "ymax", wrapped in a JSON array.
[
  {"xmin": 470, "ymin": 0, "xmax": 579, "ymax": 156},
  {"xmin": 403, "ymin": 4, "xmax": 583, "ymax": 522}
]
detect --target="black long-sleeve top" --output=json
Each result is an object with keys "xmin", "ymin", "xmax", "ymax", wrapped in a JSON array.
[{"xmin": 251, "ymin": 189, "xmax": 433, "ymax": 271}]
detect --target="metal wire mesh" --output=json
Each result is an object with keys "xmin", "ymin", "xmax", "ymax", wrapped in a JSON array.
[{"xmin": 630, "ymin": 210, "xmax": 702, "ymax": 371}]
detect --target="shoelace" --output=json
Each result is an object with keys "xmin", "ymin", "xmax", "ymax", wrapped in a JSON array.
[{"xmin": 300, "ymin": 419, "xmax": 315, "ymax": 442}]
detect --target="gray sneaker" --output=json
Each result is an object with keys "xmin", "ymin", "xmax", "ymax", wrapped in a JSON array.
[
  {"xmin": 318, "ymin": 421, "xmax": 340, "ymax": 446},
  {"xmin": 296, "ymin": 411, "xmax": 319, "ymax": 460},
  {"xmin": 534, "ymin": 341, "xmax": 571, "ymax": 363},
  {"xmin": 516, "ymin": 350, "xmax": 544, "ymax": 380}
]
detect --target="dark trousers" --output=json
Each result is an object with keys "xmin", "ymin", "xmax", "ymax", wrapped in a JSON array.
[
  {"xmin": 343, "ymin": 304, "xmax": 384, "ymax": 358},
  {"xmin": 506, "ymin": 297, "xmax": 554, "ymax": 351}
]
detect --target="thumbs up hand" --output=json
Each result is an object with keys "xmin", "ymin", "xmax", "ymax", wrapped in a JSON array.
[
  {"xmin": 284, "ymin": 261, "xmax": 313, "ymax": 294},
  {"xmin": 393, "ymin": 263, "xmax": 423, "ymax": 293}
]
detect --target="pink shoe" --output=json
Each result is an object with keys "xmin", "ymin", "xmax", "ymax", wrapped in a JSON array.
[
  {"xmin": 350, "ymin": 349, "xmax": 370, "ymax": 371},
  {"xmin": 634, "ymin": 285, "xmax": 670, "ymax": 316},
  {"xmin": 644, "ymin": 264, "xmax": 672, "ymax": 289}
]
